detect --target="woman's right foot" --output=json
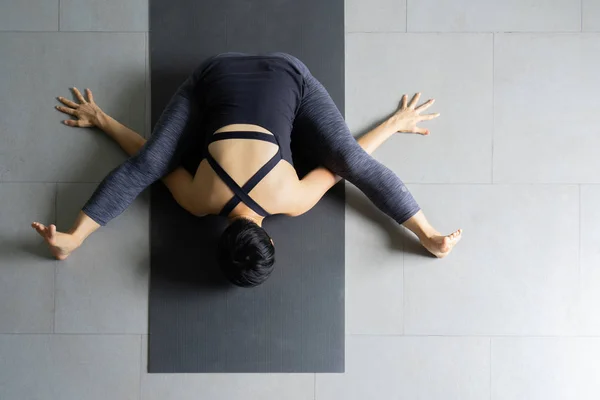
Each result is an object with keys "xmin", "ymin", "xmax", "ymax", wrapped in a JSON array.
[
  {"xmin": 420, "ymin": 229, "xmax": 462, "ymax": 258},
  {"xmin": 31, "ymin": 222, "xmax": 80, "ymax": 260}
]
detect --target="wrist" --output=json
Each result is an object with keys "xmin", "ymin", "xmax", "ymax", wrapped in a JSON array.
[
  {"xmin": 383, "ymin": 117, "xmax": 403, "ymax": 135},
  {"xmin": 94, "ymin": 111, "xmax": 110, "ymax": 130}
]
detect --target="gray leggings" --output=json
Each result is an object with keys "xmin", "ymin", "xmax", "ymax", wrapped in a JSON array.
[{"xmin": 82, "ymin": 53, "xmax": 420, "ymax": 226}]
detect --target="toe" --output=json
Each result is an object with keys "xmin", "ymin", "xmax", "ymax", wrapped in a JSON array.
[{"xmin": 33, "ymin": 223, "xmax": 46, "ymax": 235}]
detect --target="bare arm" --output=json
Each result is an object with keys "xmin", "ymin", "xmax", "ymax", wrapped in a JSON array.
[
  {"xmin": 94, "ymin": 112, "xmax": 200, "ymax": 215},
  {"xmin": 288, "ymin": 93, "xmax": 438, "ymax": 217}
]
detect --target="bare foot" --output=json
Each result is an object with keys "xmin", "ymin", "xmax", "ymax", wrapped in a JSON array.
[
  {"xmin": 31, "ymin": 222, "xmax": 80, "ymax": 260},
  {"xmin": 420, "ymin": 229, "xmax": 462, "ymax": 258}
]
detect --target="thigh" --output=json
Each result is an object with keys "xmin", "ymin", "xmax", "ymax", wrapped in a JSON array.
[{"xmin": 293, "ymin": 74, "xmax": 362, "ymax": 173}]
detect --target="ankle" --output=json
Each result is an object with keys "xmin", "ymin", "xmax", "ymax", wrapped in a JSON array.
[
  {"xmin": 64, "ymin": 230, "xmax": 83, "ymax": 247},
  {"xmin": 419, "ymin": 230, "xmax": 439, "ymax": 242}
]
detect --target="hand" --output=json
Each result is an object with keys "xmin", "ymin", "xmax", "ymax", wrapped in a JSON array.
[
  {"xmin": 389, "ymin": 93, "xmax": 440, "ymax": 135},
  {"xmin": 55, "ymin": 88, "xmax": 105, "ymax": 128}
]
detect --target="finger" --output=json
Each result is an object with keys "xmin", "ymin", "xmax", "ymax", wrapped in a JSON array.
[
  {"xmin": 55, "ymin": 105, "xmax": 77, "ymax": 116},
  {"xmin": 72, "ymin": 87, "xmax": 87, "ymax": 104},
  {"xmin": 63, "ymin": 119, "xmax": 82, "ymax": 127},
  {"xmin": 415, "ymin": 99, "xmax": 435, "ymax": 112},
  {"xmin": 408, "ymin": 92, "xmax": 421, "ymax": 109},
  {"xmin": 414, "ymin": 126, "xmax": 430, "ymax": 135},
  {"xmin": 85, "ymin": 88, "xmax": 94, "ymax": 103},
  {"xmin": 419, "ymin": 112, "xmax": 440, "ymax": 121},
  {"xmin": 57, "ymin": 96, "xmax": 79, "ymax": 108},
  {"xmin": 400, "ymin": 94, "xmax": 408, "ymax": 109}
]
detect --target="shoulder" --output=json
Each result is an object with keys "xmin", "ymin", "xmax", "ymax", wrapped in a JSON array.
[{"xmin": 263, "ymin": 165, "xmax": 305, "ymax": 217}]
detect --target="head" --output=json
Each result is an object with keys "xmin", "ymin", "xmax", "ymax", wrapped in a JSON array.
[{"xmin": 217, "ymin": 217, "xmax": 275, "ymax": 287}]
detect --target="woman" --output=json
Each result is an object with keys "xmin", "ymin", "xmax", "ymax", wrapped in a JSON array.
[{"xmin": 32, "ymin": 52, "xmax": 462, "ymax": 287}]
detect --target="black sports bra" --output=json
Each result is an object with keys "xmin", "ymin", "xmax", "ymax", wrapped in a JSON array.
[{"xmin": 206, "ymin": 131, "xmax": 281, "ymax": 217}]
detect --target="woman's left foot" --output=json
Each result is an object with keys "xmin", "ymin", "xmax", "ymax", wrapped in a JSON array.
[
  {"xmin": 31, "ymin": 222, "xmax": 80, "ymax": 260},
  {"xmin": 420, "ymin": 229, "xmax": 462, "ymax": 258}
]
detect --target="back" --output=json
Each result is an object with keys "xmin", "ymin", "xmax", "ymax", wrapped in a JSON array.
[{"xmin": 191, "ymin": 124, "xmax": 299, "ymax": 217}]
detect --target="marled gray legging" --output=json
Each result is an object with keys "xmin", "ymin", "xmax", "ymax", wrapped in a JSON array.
[{"xmin": 82, "ymin": 53, "xmax": 420, "ymax": 226}]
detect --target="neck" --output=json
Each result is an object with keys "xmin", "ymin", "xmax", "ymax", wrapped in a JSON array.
[{"xmin": 229, "ymin": 213, "xmax": 264, "ymax": 227}]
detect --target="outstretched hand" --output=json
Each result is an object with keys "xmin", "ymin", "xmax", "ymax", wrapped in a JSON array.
[
  {"xmin": 55, "ymin": 87, "xmax": 105, "ymax": 128},
  {"xmin": 390, "ymin": 93, "xmax": 440, "ymax": 135}
]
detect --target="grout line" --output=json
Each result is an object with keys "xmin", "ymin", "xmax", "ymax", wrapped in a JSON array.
[
  {"xmin": 58, "ymin": 0, "xmax": 60, "ymax": 31},
  {"xmin": 313, "ymin": 373, "xmax": 317, "ymax": 400},
  {"xmin": 491, "ymin": 33, "xmax": 495, "ymax": 183},
  {"xmin": 405, "ymin": 2, "xmax": 409, "ymax": 32},
  {"xmin": 344, "ymin": 30, "xmax": 597, "ymax": 34},
  {"xmin": 52, "ymin": 264, "xmax": 57, "ymax": 334},
  {"xmin": 54, "ymin": 181, "xmax": 59, "ymax": 227},
  {"xmin": 347, "ymin": 333, "xmax": 600, "ymax": 338},
  {"xmin": 581, "ymin": 0, "xmax": 583, "ymax": 32},
  {"xmin": 489, "ymin": 337, "xmax": 492, "ymax": 400}
]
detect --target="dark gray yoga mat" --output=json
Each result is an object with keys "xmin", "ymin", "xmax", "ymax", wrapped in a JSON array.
[{"xmin": 148, "ymin": 0, "xmax": 345, "ymax": 372}]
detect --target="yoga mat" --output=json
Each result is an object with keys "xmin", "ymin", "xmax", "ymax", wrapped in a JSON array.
[{"xmin": 149, "ymin": 0, "xmax": 345, "ymax": 373}]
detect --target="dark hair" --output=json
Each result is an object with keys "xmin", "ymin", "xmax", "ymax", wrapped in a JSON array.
[{"xmin": 217, "ymin": 218, "xmax": 275, "ymax": 287}]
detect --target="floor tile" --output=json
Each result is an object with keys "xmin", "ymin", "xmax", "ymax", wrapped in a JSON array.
[
  {"xmin": 60, "ymin": 0, "xmax": 148, "ymax": 32},
  {"xmin": 345, "ymin": 185, "xmax": 404, "ymax": 334},
  {"xmin": 316, "ymin": 335, "xmax": 490, "ymax": 400},
  {"xmin": 577, "ymin": 185, "xmax": 600, "ymax": 334},
  {"xmin": 0, "ymin": 183, "xmax": 55, "ymax": 333},
  {"xmin": 346, "ymin": 33, "xmax": 493, "ymax": 184},
  {"xmin": 346, "ymin": 0, "xmax": 406, "ymax": 32},
  {"xmin": 403, "ymin": 184, "xmax": 580, "ymax": 335},
  {"xmin": 494, "ymin": 33, "xmax": 600, "ymax": 183},
  {"xmin": 140, "ymin": 336, "xmax": 314, "ymax": 400},
  {"xmin": 583, "ymin": 0, "xmax": 600, "ymax": 31},
  {"xmin": 0, "ymin": 0, "xmax": 58, "ymax": 31},
  {"xmin": 491, "ymin": 337, "xmax": 600, "ymax": 400},
  {"xmin": 0, "ymin": 32, "xmax": 145, "ymax": 182},
  {"xmin": 407, "ymin": 0, "xmax": 581, "ymax": 32},
  {"xmin": 54, "ymin": 183, "xmax": 149, "ymax": 334},
  {"xmin": 0, "ymin": 334, "xmax": 140, "ymax": 400}
]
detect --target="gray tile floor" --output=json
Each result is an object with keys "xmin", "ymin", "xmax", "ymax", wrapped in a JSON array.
[{"xmin": 0, "ymin": 0, "xmax": 598, "ymax": 399}]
